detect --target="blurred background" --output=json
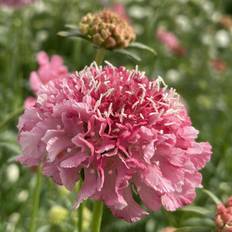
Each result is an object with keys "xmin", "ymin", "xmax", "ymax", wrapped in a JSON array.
[{"xmin": 1, "ymin": 0, "xmax": 232, "ymax": 231}]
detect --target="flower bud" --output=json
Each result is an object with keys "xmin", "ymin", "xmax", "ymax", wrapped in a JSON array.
[{"xmin": 79, "ymin": 10, "xmax": 135, "ymax": 49}]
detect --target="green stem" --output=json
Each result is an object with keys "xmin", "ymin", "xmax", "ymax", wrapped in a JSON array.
[
  {"xmin": 78, "ymin": 202, "xmax": 84, "ymax": 232},
  {"xmin": 91, "ymin": 201, "xmax": 104, "ymax": 232},
  {"xmin": 29, "ymin": 167, "xmax": 42, "ymax": 232},
  {"xmin": 95, "ymin": 48, "xmax": 106, "ymax": 65},
  {"xmin": 77, "ymin": 179, "xmax": 83, "ymax": 232}
]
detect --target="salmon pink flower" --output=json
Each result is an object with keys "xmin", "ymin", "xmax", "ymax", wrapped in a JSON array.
[
  {"xmin": 156, "ymin": 27, "xmax": 186, "ymax": 56},
  {"xmin": 24, "ymin": 51, "xmax": 69, "ymax": 109},
  {"xmin": 17, "ymin": 63, "xmax": 212, "ymax": 222},
  {"xmin": 29, "ymin": 51, "xmax": 68, "ymax": 93},
  {"xmin": 0, "ymin": 0, "xmax": 35, "ymax": 7}
]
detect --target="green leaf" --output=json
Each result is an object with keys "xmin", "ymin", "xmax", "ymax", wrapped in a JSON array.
[
  {"xmin": 114, "ymin": 48, "xmax": 141, "ymax": 62},
  {"xmin": 57, "ymin": 29, "xmax": 83, "ymax": 38},
  {"xmin": 0, "ymin": 142, "xmax": 20, "ymax": 154},
  {"xmin": 65, "ymin": 24, "xmax": 78, "ymax": 29},
  {"xmin": 202, "ymin": 189, "xmax": 222, "ymax": 205},
  {"xmin": 179, "ymin": 205, "xmax": 211, "ymax": 216},
  {"xmin": 128, "ymin": 42, "xmax": 157, "ymax": 55}
]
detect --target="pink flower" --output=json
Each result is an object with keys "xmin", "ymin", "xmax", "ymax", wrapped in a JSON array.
[
  {"xmin": 29, "ymin": 51, "xmax": 68, "ymax": 93},
  {"xmin": 17, "ymin": 63, "xmax": 212, "ymax": 222},
  {"xmin": 111, "ymin": 3, "xmax": 129, "ymax": 22},
  {"xmin": 0, "ymin": 0, "xmax": 35, "ymax": 7},
  {"xmin": 24, "ymin": 97, "xmax": 36, "ymax": 109},
  {"xmin": 216, "ymin": 197, "xmax": 232, "ymax": 231},
  {"xmin": 24, "ymin": 52, "xmax": 69, "ymax": 109},
  {"xmin": 156, "ymin": 28, "xmax": 186, "ymax": 56}
]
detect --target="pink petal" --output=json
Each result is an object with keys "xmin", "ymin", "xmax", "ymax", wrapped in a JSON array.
[
  {"xmin": 188, "ymin": 142, "xmax": 212, "ymax": 170},
  {"xmin": 135, "ymin": 178, "xmax": 161, "ymax": 211},
  {"xmin": 46, "ymin": 136, "xmax": 72, "ymax": 162},
  {"xmin": 59, "ymin": 167, "xmax": 79, "ymax": 190},
  {"xmin": 29, "ymin": 71, "xmax": 42, "ymax": 93},
  {"xmin": 60, "ymin": 153, "xmax": 87, "ymax": 168},
  {"xmin": 144, "ymin": 166, "xmax": 174, "ymax": 193},
  {"xmin": 72, "ymin": 135, "xmax": 94, "ymax": 156},
  {"xmin": 37, "ymin": 51, "xmax": 49, "ymax": 65},
  {"xmin": 24, "ymin": 97, "xmax": 36, "ymax": 109},
  {"xmin": 111, "ymin": 187, "xmax": 148, "ymax": 223},
  {"xmin": 74, "ymin": 168, "xmax": 97, "ymax": 208}
]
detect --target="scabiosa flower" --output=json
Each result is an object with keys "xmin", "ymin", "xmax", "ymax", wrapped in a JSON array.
[
  {"xmin": 79, "ymin": 10, "xmax": 135, "ymax": 49},
  {"xmin": 156, "ymin": 27, "xmax": 186, "ymax": 56},
  {"xmin": 17, "ymin": 63, "xmax": 212, "ymax": 222},
  {"xmin": 216, "ymin": 197, "xmax": 232, "ymax": 231},
  {"xmin": 25, "ymin": 51, "xmax": 69, "ymax": 108},
  {"xmin": 0, "ymin": 0, "xmax": 35, "ymax": 7},
  {"xmin": 30, "ymin": 51, "xmax": 69, "ymax": 93}
]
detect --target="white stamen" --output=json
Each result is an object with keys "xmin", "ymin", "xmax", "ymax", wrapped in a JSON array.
[
  {"xmin": 94, "ymin": 81, "xmax": 101, "ymax": 92},
  {"xmin": 119, "ymin": 106, "xmax": 126, "ymax": 123},
  {"xmin": 147, "ymin": 97, "xmax": 158, "ymax": 113},
  {"xmin": 107, "ymin": 103, "xmax": 113, "ymax": 117},
  {"xmin": 132, "ymin": 100, "xmax": 140, "ymax": 109},
  {"xmin": 125, "ymin": 91, "xmax": 133, "ymax": 95},
  {"xmin": 104, "ymin": 60, "xmax": 115, "ymax": 68},
  {"xmin": 164, "ymin": 122, "xmax": 176, "ymax": 126}
]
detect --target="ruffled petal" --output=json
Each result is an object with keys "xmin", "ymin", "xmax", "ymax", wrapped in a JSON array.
[
  {"xmin": 59, "ymin": 167, "xmax": 79, "ymax": 191},
  {"xmin": 111, "ymin": 187, "xmax": 148, "ymax": 223},
  {"xmin": 60, "ymin": 153, "xmax": 87, "ymax": 168},
  {"xmin": 74, "ymin": 168, "xmax": 97, "ymax": 208},
  {"xmin": 144, "ymin": 166, "xmax": 174, "ymax": 193}
]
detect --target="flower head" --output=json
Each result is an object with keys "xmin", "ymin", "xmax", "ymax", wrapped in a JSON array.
[
  {"xmin": 156, "ymin": 27, "xmax": 186, "ymax": 56},
  {"xmin": 216, "ymin": 197, "xmax": 232, "ymax": 232},
  {"xmin": 25, "ymin": 51, "xmax": 69, "ymax": 109},
  {"xmin": 79, "ymin": 10, "xmax": 135, "ymax": 49},
  {"xmin": 0, "ymin": 0, "xmax": 35, "ymax": 7},
  {"xmin": 17, "ymin": 63, "xmax": 212, "ymax": 222},
  {"xmin": 30, "ymin": 51, "xmax": 68, "ymax": 93}
]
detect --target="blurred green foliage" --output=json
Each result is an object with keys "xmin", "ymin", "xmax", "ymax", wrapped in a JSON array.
[{"xmin": 1, "ymin": 0, "xmax": 232, "ymax": 231}]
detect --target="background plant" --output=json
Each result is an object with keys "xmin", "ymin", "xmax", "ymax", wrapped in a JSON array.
[{"xmin": 1, "ymin": 0, "xmax": 232, "ymax": 231}]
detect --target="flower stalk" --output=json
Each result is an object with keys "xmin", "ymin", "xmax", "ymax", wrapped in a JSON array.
[
  {"xmin": 95, "ymin": 48, "xmax": 106, "ymax": 65},
  {"xmin": 76, "ymin": 179, "xmax": 84, "ymax": 232},
  {"xmin": 91, "ymin": 201, "xmax": 104, "ymax": 232},
  {"xmin": 88, "ymin": 45, "xmax": 106, "ymax": 232},
  {"xmin": 29, "ymin": 167, "xmax": 42, "ymax": 232}
]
